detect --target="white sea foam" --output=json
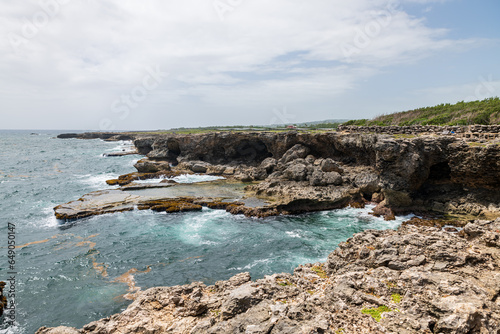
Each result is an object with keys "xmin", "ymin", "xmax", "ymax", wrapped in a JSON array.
[
  {"xmin": 31, "ymin": 206, "xmax": 60, "ymax": 229},
  {"xmin": 76, "ymin": 173, "xmax": 120, "ymax": 189},
  {"xmin": 0, "ymin": 324, "xmax": 23, "ymax": 334},
  {"xmin": 324, "ymin": 204, "xmax": 416, "ymax": 230},
  {"xmin": 285, "ymin": 230, "xmax": 302, "ymax": 238},
  {"xmin": 230, "ymin": 258, "xmax": 272, "ymax": 271}
]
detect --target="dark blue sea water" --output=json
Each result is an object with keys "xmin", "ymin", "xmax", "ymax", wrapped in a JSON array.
[{"xmin": 0, "ymin": 131, "xmax": 412, "ymax": 333}]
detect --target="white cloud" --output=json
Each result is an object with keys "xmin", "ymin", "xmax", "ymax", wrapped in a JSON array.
[{"xmin": 0, "ymin": 0, "xmax": 485, "ymax": 129}]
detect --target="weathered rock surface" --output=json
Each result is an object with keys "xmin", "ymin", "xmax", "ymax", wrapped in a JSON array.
[
  {"xmin": 53, "ymin": 181, "xmax": 269, "ymax": 220},
  {"xmin": 130, "ymin": 131, "xmax": 500, "ymax": 219},
  {"xmin": 56, "ymin": 131, "xmax": 500, "ymax": 219},
  {"xmin": 0, "ymin": 281, "xmax": 6, "ymax": 317},
  {"xmin": 37, "ymin": 218, "xmax": 500, "ymax": 333}
]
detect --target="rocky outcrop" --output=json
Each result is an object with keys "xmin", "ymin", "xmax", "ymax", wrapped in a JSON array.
[
  {"xmin": 37, "ymin": 218, "xmax": 500, "ymax": 334},
  {"xmin": 57, "ymin": 132, "xmax": 135, "ymax": 141},
  {"xmin": 338, "ymin": 124, "xmax": 500, "ymax": 136},
  {"xmin": 129, "ymin": 131, "xmax": 500, "ymax": 219},
  {"xmin": 0, "ymin": 281, "xmax": 6, "ymax": 317},
  {"xmin": 54, "ymin": 131, "xmax": 500, "ymax": 220}
]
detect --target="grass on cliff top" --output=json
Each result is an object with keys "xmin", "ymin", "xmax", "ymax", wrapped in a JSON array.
[
  {"xmin": 343, "ymin": 97, "xmax": 500, "ymax": 126},
  {"xmin": 361, "ymin": 305, "xmax": 393, "ymax": 322},
  {"xmin": 131, "ymin": 123, "xmax": 342, "ymax": 135}
]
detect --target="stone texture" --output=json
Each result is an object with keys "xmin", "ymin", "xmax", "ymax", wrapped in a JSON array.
[{"xmin": 38, "ymin": 219, "xmax": 500, "ymax": 334}]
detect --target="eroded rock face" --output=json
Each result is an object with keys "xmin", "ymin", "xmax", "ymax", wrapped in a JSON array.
[
  {"xmin": 0, "ymin": 282, "xmax": 6, "ymax": 317},
  {"xmin": 37, "ymin": 219, "xmax": 500, "ymax": 334},
  {"xmin": 130, "ymin": 132, "xmax": 500, "ymax": 218}
]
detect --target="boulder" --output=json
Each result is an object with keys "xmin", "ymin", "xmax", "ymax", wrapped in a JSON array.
[
  {"xmin": 324, "ymin": 171, "xmax": 343, "ymax": 186},
  {"xmin": 189, "ymin": 161, "xmax": 211, "ymax": 173},
  {"xmin": 134, "ymin": 159, "xmax": 170, "ymax": 173},
  {"xmin": 283, "ymin": 164, "xmax": 308, "ymax": 181},
  {"xmin": 354, "ymin": 172, "xmax": 380, "ymax": 193},
  {"xmin": 320, "ymin": 158, "xmax": 344, "ymax": 174},
  {"xmin": 259, "ymin": 157, "xmax": 277, "ymax": 174},
  {"xmin": 281, "ymin": 144, "xmax": 310, "ymax": 164},
  {"xmin": 309, "ymin": 170, "xmax": 343, "ymax": 186},
  {"xmin": 382, "ymin": 189, "xmax": 412, "ymax": 208}
]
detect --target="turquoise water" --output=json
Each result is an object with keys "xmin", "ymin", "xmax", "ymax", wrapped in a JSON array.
[{"xmin": 0, "ymin": 131, "xmax": 412, "ymax": 333}]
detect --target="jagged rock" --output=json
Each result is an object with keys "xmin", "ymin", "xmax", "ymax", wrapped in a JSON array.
[
  {"xmin": 354, "ymin": 172, "xmax": 380, "ymax": 193},
  {"xmin": 309, "ymin": 170, "xmax": 343, "ymax": 186},
  {"xmin": 234, "ymin": 173, "xmax": 253, "ymax": 182},
  {"xmin": 190, "ymin": 161, "xmax": 210, "ymax": 173},
  {"xmin": 249, "ymin": 167, "xmax": 268, "ymax": 181},
  {"xmin": 38, "ymin": 220, "xmax": 500, "ymax": 333},
  {"xmin": 36, "ymin": 327, "xmax": 80, "ymax": 334},
  {"xmin": 320, "ymin": 158, "xmax": 344, "ymax": 174},
  {"xmin": 283, "ymin": 164, "xmax": 308, "ymax": 181},
  {"xmin": 371, "ymin": 192, "xmax": 384, "ymax": 203},
  {"xmin": 305, "ymin": 155, "xmax": 316, "ymax": 164},
  {"xmin": 207, "ymin": 165, "xmax": 226, "ymax": 175},
  {"xmin": 60, "ymin": 131, "xmax": 500, "ymax": 220},
  {"xmin": 382, "ymin": 189, "xmax": 412, "ymax": 208},
  {"xmin": 259, "ymin": 157, "xmax": 277, "ymax": 173},
  {"xmin": 281, "ymin": 144, "xmax": 310, "ymax": 164},
  {"xmin": 133, "ymin": 158, "xmax": 170, "ymax": 173},
  {"xmin": 0, "ymin": 282, "xmax": 6, "ymax": 317},
  {"xmin": 324, "ymin": 171, "xmax": 343, "ymax": 186}
]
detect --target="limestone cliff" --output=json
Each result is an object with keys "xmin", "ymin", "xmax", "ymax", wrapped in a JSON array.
[{"xmin": 132, "ymin": 131, "xmax": 500, "ymax": 219}]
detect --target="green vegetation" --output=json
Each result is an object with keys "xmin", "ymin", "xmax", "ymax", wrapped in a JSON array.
[
  {"xmin": 361, "ymin": 305, "xmax": 392, "ymax": 322},
  {"xmin": 391, "ymin": 293, "xmax": 402, "ymax": 304},
  {"xmin": 210, "ymin": 309, "xmax": 221, "ymax": 317},
  {"xmin": 311, "ymin": 265, "xmax": 328, "ymax": 278},
  {"xmin": 276, "ymin": 278, "xmax": 293, "ymax": 286},
  {"xmin": 344, "ymin": 97, "xmax": 500, "ymax": 126}
]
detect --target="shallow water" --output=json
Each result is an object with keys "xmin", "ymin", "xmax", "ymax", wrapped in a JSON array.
[{"xmin": 0, "ymin": 131, "xmax": 413, "ymax": 333}]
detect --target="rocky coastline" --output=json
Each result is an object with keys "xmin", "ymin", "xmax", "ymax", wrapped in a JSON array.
[
  {"xmin": 41, "ymin": 128, "xmax": 500, "ymax": 333},
  {"xmin": 37, "ymin": 218, "xmax": 500, "ymax": 333},
  {"xmin": 56, "ymin": 129, "xmax": 500, "ymax": 220}
]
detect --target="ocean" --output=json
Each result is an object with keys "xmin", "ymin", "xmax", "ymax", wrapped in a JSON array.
[{"xmin": 0, "ymin": 130, "xmax": 413, "ymax": 333}]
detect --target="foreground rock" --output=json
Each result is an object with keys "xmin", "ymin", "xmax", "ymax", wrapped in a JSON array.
[
  {"xmin": 0, "ymin": 281, "xmax": 6, "ymax": 317},
  {"xmin": 37, "ymin": 218, "xmax": 500, "ymax": 333}
]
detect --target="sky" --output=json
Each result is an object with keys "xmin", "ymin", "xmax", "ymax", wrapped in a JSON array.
[{"xmin": 0, "ymin": 0, "xmax": 499, "ymax": 130}]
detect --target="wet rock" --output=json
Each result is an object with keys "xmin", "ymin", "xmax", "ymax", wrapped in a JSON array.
[
  {"xmin": 60, "ymin": 131, "xmax": 500, "ymax": 219},
  {"xmin": 207, "ymin": 165, "xmax": 226, "ymax": 175},
  {"xmin": 190, "ymin": 161, "xmax": 210, "ymax": 173},
  {"xmin": 133, "ymin": 158, "xmax": 170, "ymax": 173}
]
